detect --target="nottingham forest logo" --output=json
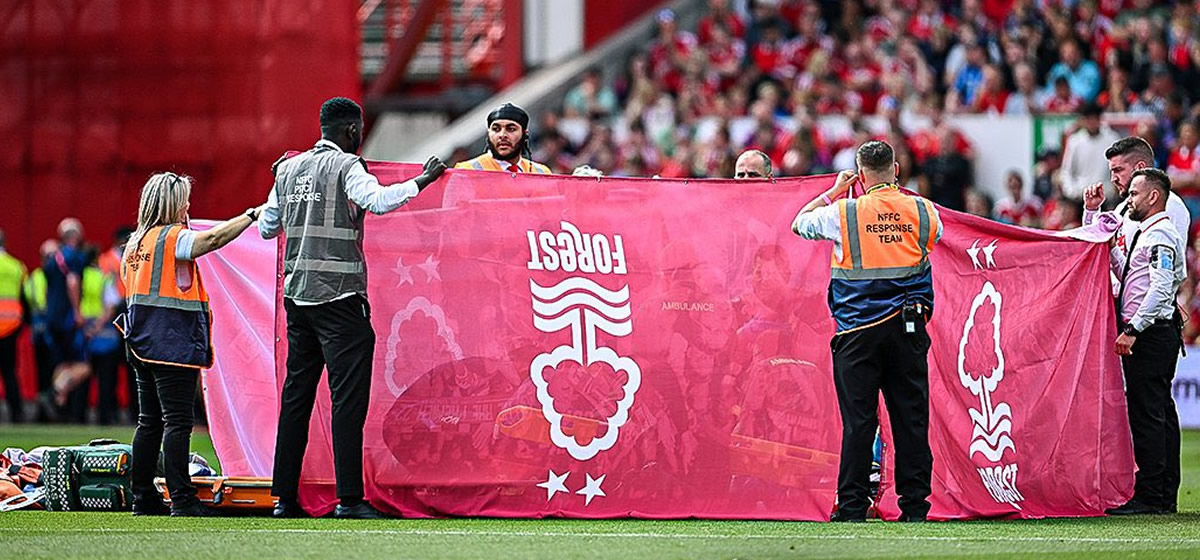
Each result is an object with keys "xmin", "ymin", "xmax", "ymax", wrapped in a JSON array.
[{"xmin": 525, "ymin": 221, "xmax": 639, "ymax": 506}]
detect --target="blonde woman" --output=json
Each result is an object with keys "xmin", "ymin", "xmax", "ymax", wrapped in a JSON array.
[{"xmin": 115, "ymin": 172, "xmax": 263, "ymax": 517}]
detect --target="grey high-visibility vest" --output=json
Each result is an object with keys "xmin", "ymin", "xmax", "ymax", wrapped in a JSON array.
[{"xmin": 272, "ymin": 143, "xmax": 368, "ymax": 303}]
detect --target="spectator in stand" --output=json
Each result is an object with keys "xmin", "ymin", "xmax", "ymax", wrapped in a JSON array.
[
  {"xmin": 948, "ymin": 41, "xmax": 987, "ymax": 112},
  {"xmin": 1132, "ymin": 39, "xmax": 1180, "ymax": 93},
  {"xmin": 563, "ymin": 67, "xmax": 618, "ymax": 119},
  {"xmin": 1098, "ymin": 67, "xmax": 1139, "ymax": 113},
  {"xmin": 1044, "ymin": 40, "xmax": 1102, "ymax": 104},
  {"xmin": 1050, "ymin": 196, "xmax": 1084, "ymax": 230},
  {"xmin": 705, "ymin": 22, "xmax": 745, "ymax": 91},
  {"xmin": 1168, "ymin": 120, "xmax": 1200, "ymax": 194},
  {"xmin": 994, "ymin": 170, "xmax": 1043, "ymax": 227},
  {"xmin": 965, "ymin": 189, "xmax": 993, "ymax": 219},
  {"xmin": 836, "ymin": 41, "xmax": 883, "ymax": 113},
  {"xmin": 1060, "ymin": 102, "xmax": 1121, "ymax": 201},
  {"xmin": 923, "ymin": 128, "xmax": 974, "ymax": 212},
  {"xmin": 1044, "ymin": 76, "xmax": 1085, "ymax": 114},
  {"xmin": 697, "ymin": 0, "xmax": 744, "ymax": 44},
  {"xmin": 969, "ymin": 64, "xmax": 1010, "ymax": 114},
  {"xmin": 749, "ymin": 18, "xmax": 792, "ymax": 82},
  {"xmin": 648, "ymin": 9, "xmax": 696, "ymax": 95},
  {"xmin": 1131, "ymin": 64, "xmax": 1179, "ymax": 122},
  {"xmin": 1005, "ymin": 62, "xmax": 1044, "ymax": 115},
  {"xmin": 1033, "ymin": 147, "xmax": 1062, "ymax": 202}
]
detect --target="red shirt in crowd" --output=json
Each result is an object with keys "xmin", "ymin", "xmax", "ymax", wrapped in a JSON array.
[
  {"xmin": 995, "ymin": 196, "xmax": 1043, "ymax": 226},
  {"xmin": 649, "ymin": 32, "xmax": 697, "ymax": 93},
  {"xmin": 1168, "ymin": 145, "xmax": 1200, "ymax": 180},
  {"xmin": 697, "ymin": 12, "xmax": 745, "ymax": 44}
]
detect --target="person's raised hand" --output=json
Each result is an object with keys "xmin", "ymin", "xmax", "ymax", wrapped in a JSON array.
[
  {"xmin": 416, "ymin": 155, "xmax": 447, "ymax": 190},
  {"xmin": 1083, "ymin": 182, "xmax": 1105, "ymax": 211}
]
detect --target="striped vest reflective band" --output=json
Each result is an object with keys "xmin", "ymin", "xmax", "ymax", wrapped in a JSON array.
[
  {"xmin": 115, "ymin": 225, "xmax": 213, "ymax": 369},
  {"xmin": 828, "ymin": 187, "xmax": 938, "ymax": 333},
  {"xmin": 0, "ymin": 252, "xmax": 26, "ymax": 337},
  {"xmin": 453, "ymin": 153, "xmax": 552, "ymax": 174},
  {"xmin": 80, "ymin": 267, "xmax": 109, "ymax": 320},
  {"xmin": 273, "ymin": 143, "xmax": 367, "ymax": 303}
]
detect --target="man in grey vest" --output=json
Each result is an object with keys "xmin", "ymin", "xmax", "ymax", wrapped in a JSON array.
[{"xmin": 259, "ymin": 97, "xmax": 446, "ymax": 519}]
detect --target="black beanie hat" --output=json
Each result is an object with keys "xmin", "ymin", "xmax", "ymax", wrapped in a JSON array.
[{"xmin": 487, "ymin": 103, "xmax": 530, "ymax": 129}]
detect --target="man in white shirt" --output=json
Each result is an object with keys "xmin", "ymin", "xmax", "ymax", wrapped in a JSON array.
[
  {"xmin": 1082, "ymin": 137, "xmax": 1190, "ymax": 289},
  {"xmin": 1060, "ymin": 103, "xmax": 1122, "ymax": 201},
  {"xmin": 1092, "ymin": 169, "xmax": 1186, "ymax": 516}
]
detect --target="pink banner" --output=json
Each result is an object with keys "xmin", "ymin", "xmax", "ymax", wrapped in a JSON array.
[{"xmin": 200, "ymin": 163, "xmax": 1133, "ymax": 520}]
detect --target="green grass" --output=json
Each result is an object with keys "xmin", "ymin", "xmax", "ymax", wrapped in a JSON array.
[{"xmin": 0, "ymin": 426, "xmax": 1198, "ymax": 559}]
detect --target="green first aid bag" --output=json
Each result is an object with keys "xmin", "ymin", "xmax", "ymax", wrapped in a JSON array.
[{"xmin": 42, "ymin": 439, "xmax": 133, "ymax": 512}]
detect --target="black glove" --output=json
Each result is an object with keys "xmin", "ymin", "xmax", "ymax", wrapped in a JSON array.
[{"xmin": 415, "ymin": 155, "xmax": 447, "ymax": 191}]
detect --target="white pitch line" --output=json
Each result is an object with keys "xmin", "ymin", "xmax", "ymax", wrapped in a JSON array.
[{"xmin": 1, "ymin": 527, "xmax": 1199, "ymax": 545}]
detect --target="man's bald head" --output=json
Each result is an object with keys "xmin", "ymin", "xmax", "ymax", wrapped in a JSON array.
[{"xmin": 734, "ymin": 150, "xmax": 773, "ymax": 180}]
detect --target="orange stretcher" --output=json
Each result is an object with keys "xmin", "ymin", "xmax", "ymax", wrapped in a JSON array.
[{"xmin": 154, "ymin": 476, "xmax": 275, "ymax": 510}]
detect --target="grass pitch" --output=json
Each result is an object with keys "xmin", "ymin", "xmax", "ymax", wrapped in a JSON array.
[{"xmin": 1, "ymin": 425, "xmax": 1198, "ymax": 559}]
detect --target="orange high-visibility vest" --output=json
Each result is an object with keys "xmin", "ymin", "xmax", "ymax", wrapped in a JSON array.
[
  {"xmin": 454, "ymin": 153, "xmax": 552, "ymax": 174},
  {"xmin": 0, "ymin": 251, "xmax": 26, "ymax": 338},
  {"xmin": 832, "ymin": 187, "xmax": 939, "ymax": 280},
  {"xmin": 114, "ymin": 225, "xmax": 213, "ymax": 369}
]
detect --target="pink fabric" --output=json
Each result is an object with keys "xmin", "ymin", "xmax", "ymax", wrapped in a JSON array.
[{"xmin": 200, "ymin": 164, "xmax": 1133, "ymax": 520}]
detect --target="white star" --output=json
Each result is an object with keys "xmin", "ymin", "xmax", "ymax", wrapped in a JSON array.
[
  {"xmin": 536, "ymin": 469, "xmax": 570, "ymax": 501},
  {"xmin": 416, "ymin": 255, "xmax": 441, "ymax": 283},
  {"xmin": 393, "ymin": 257, "xmax": 413, "ymax": 286},
  {"xmin": 982, "ymin": 240, "xmax": 998, "ymax": 268},
  {"xmin": 966, "ymin": 239, "xmax": 982, "ymax": 269},
  {"xmin": 576, "ymin": 473, "xmax": 606, "ymax": 506}
]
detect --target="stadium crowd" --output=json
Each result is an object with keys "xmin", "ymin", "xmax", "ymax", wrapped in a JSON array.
[{"xmin": 445, "ymin": 0, "xmax": 1200, "ymax": 336}]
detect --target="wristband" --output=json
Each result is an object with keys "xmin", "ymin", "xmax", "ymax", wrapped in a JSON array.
[{"xmin": 822, "ymin": 194, "xmax": 833, "ymax": 206}]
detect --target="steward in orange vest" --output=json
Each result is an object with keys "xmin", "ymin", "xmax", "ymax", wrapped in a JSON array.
[
  {"xmin": 115, "ymin": 224, "xmax": 212, "ymax": 369},
  {"xmin": 453, "ymin": 103, "xmax": 552, "ymax": 174},
  {"xmin": 791, "ymin": 141, "xmax": 943, "ymax": 523}
]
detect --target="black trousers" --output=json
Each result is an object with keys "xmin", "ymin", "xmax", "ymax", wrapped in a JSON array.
[
  {"xmin": 67, "ymin": 349, "xmax": 121, "ymax": 424},
  {"xmin": 831, "ymin": 313, "xmax": 933, "ymax": 518},
  {"xmin": 0, "ymin": 333, "xmax": 21, "ymax": 422},
  {"xmin": 128, "ymin": 349, "xmax": 200, "ymax": 509},
  {"xmin": 1120, "ymin": 323, "xmax": 1182, "ymax": 510},
  {"xmin": 272, "ymin": 295, "xmax": 375, "ymax": 504}
]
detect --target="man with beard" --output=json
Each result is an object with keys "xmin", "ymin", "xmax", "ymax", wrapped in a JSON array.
[
  {"xmin": 1084, "ymin": 137, "xmax": 1189, "ymax": 257},
  {"xmin": 259, "ymin": 97, "xmax": 446, "ymax": 519},
  {"xmin": 455, "ymin": 103, "xmax": 553, "ymax": 174},
  {"xmin": 1092, "ymin": 169, "xmax": 1185, "ymax": 516}
]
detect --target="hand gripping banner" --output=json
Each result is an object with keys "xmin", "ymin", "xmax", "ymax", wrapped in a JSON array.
[{"xmin": 200, "ymin": 163, "xmax": 1133, "ymax": 520}]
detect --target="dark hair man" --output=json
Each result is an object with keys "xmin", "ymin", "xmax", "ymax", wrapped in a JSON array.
[
  {"xmin": 734, "ymin": 150, "xmax": 774, "ymax": 180},
  {"xmin": 259, "ymin": 97, "xmax": 446, "ymax": 519},
  {"xmin": 454, "ymin": 103, "xmax": 552, "ymax": 174},
  {"xmin": 1103, "ymin": 168, "xmax": 1186, "ymax": 516},
  {"xmin": 1083, "ymin": 136, "xmax": 1190, "ymax": 243},
  {"xmin": 791, "ymin": 140, "xmax": 942, "ymax": 522}
]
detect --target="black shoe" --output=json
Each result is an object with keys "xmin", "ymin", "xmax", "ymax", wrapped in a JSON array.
[
  {"xmin": 333, "ymin": 502, "xmax": 388, "ymax": 519},
  {"xmin": 132, "ymin": 500, "xmax": 171, "ymax": 516},
  {"xmin": 898, "ymin": 513, "xmax": 928, "ymax": 522},
  {"xmin": 273, "ymin": 500, "xmax": 307, "ymax": 518},
  {"xmin": 170, "ymin": 503, "xmax": 221, "ymax": 517},
  {"xmin": 830, "ymin": 510, "xmax": 866, "ymax": 523},
  {"xmin": 1106, "ymin": 500, "xmax": 1169, "ymax": 516}
]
